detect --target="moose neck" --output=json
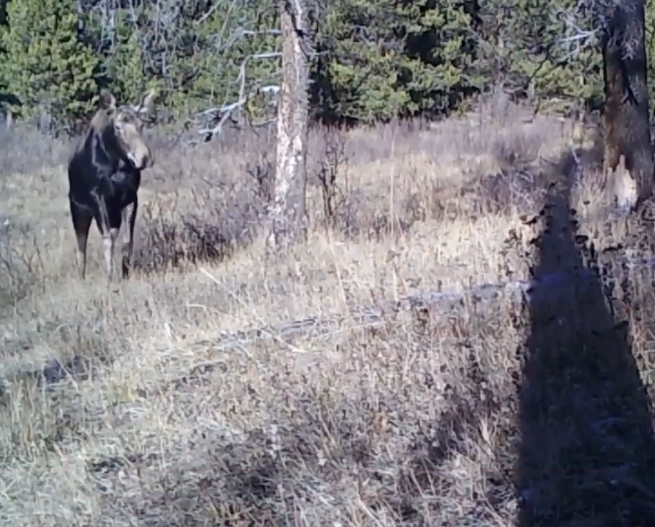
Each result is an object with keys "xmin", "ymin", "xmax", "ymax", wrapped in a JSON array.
[{"xmin": 99, "ymin": 123, "xmax": 129, "ymax": 169}]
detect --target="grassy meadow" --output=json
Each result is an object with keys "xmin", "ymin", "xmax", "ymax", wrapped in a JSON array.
[{"xmin": 2, "ymin": 94, "xmax": 655, "ymax": 526}]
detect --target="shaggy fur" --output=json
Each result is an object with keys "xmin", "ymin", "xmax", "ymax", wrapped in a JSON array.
[{"xmin": 67, "ymin": 90, "xmax": 155, "ymax": 280}]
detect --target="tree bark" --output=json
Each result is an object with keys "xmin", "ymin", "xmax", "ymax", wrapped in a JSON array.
[
  {"xmin": 602, "ymin": 0, "xmax": 653, "ymax": 212},
  {"xmin": 269, "ymin": 0, "xmax": 310, "ymax": 251}
]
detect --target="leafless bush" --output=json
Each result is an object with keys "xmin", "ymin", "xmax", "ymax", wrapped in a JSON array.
[
  {"xmin": 0, "ymin": 122, "xmax": 72, "ymax": 175},
  {"xmin": 133, "ymin": 183, "xmax": 265, "ymax": 274},
  {"xmin": 316, "ymin": 127, "xmax": 350, "ymax": 231},
  {"xmin": 0, "ymin": 222, "xmax": 45, "ymax": 306},
  {"xmin": 245, "ymin": 151, "xmax": 275, "ymax": 206}
]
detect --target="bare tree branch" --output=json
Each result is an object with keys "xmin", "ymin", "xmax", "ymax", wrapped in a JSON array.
[{"xmin": 196, "ymin": 51, "xmax": 282, "ymax": 140}]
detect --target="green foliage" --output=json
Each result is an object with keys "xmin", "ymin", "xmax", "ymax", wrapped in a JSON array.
[
  {"xmin": 165, "ymin": 0, "xmax": 281, "ymax": 121},
  {"xmin": 475, "ymin": 0, "xmax": 603, "ymax": 114},
  {"xmin": 312, "ymin": 0, "xmax": 480, "ymax": 124},
  {"xmin": 0, "ymin": 0, "xmax": 653, "ymax": 128},
  {"xmin": 103, "ymin": 18, "xmax": 157, "ymax": 105},
  {"xmin": 0, "ymin": 0, "xmax": 99, "ymax": 129}
]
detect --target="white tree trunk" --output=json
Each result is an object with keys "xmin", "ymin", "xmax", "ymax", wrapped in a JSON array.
[{"xmin": 269, "ymin": 0, "xmax": 310, "ymax": 251}]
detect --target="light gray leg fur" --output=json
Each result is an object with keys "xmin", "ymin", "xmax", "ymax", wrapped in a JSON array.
[
  {"xmin": 103, "ymin": 228, "xmax": 119, "ymax": 280},
  {"xmin": 75, "ymin": 232, "xmax": 88, "ymax": 279}
]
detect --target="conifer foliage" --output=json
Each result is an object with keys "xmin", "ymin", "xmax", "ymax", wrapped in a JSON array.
[{"xmin": 0, "ymin": 0, "xmax": 98, "ymax": 131}]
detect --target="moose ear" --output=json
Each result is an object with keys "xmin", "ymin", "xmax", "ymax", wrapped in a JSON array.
[
  {"xmin": 133, "ymin": 88, "xmax": 156, "ymax": 116},
  {"xmin": 99, "ymin": 91, "xmax": 116, "ymax": 113}
]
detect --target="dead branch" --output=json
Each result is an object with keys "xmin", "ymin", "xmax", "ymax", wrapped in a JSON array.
[{"xmin": 197, "ymin": 51, "xmax": 281, "ymax": 141}]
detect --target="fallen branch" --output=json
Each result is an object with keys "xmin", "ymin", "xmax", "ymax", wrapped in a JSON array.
[
  {"xmin": 10, "ymin": 250, "xmax": 653, "ymax": 393},
  {"xmin": 179, "ymin": 268, "xmax": 602, "ymax": 354},
  {"xmin": 162, "ymin": 268, "xmax": 610, "ymax": 389}
]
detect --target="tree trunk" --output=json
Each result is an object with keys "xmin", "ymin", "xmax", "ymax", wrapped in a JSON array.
[
  {"xmin": 269, "ymin": 0, "xmax": 310, "ymax": 251},
  {"xmin": 602, "ymin": 0, "xmax": 653, "ymax": 212}
]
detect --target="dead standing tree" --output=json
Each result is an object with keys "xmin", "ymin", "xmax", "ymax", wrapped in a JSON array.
[
  {"xmin": 268, "ymin": 0, "xmax": 311, "ymax": 252},
  {"xmin": 559, "ymin": 0, "xmax": 653, "ymax": 211},
  {"xmin": 596, "ymin": 0, "xmax": 653, "ymax": 212}
]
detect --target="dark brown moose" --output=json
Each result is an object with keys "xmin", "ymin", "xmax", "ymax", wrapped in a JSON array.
[{"xmin": 67, "ymin": 90, "xmax": 155, "ymax": 280}]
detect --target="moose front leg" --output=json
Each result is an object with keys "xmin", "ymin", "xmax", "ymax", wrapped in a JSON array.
[
  {"xmin": 102, "ymin": 227, "xmax": 120, "ymax": 280},
  {"xmin": 121, "ymin": 200, "xmax": 138, "ymax": 279},
  {"xmin": 92, "ymin": 191, "xmax": 122, "ymax": 282}
]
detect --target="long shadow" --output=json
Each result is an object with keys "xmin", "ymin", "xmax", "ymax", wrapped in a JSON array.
[{"xmin": 517, "ymin": 153, "xmax": 655, "ymax": 524}]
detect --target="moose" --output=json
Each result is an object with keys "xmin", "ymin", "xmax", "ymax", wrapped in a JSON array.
[{"xmin": 67, "ymin": 89, "xmax": 156, "ymax": 281}]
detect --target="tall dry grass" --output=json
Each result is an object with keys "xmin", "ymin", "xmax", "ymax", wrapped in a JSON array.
[{"xmin": 2, "ymin": 94, "xmax": 655, "ymax": 526}]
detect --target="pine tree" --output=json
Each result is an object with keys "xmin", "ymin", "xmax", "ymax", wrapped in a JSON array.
[{"xmin": 0, "ymin": 0, "xmax": 99, "ymax": 131}]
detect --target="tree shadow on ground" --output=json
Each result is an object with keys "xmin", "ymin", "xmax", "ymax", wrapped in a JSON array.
[{"xmin": 516, "ymin": 151, "xmax": 655, "ymax": 525}]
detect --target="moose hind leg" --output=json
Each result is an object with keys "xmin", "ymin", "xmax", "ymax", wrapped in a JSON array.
[
  {"xmin": 70, "ymin": 199, "xmax": 92, "ymax": 279},
  {"xmin": 121, "ymin": 200, "xmax": 138, "ymax": 279}
]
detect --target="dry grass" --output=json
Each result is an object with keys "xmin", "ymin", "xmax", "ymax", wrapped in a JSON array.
[{"xmin": 2, "ymin": 94, "xmax": 655, "ymax": 526}]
